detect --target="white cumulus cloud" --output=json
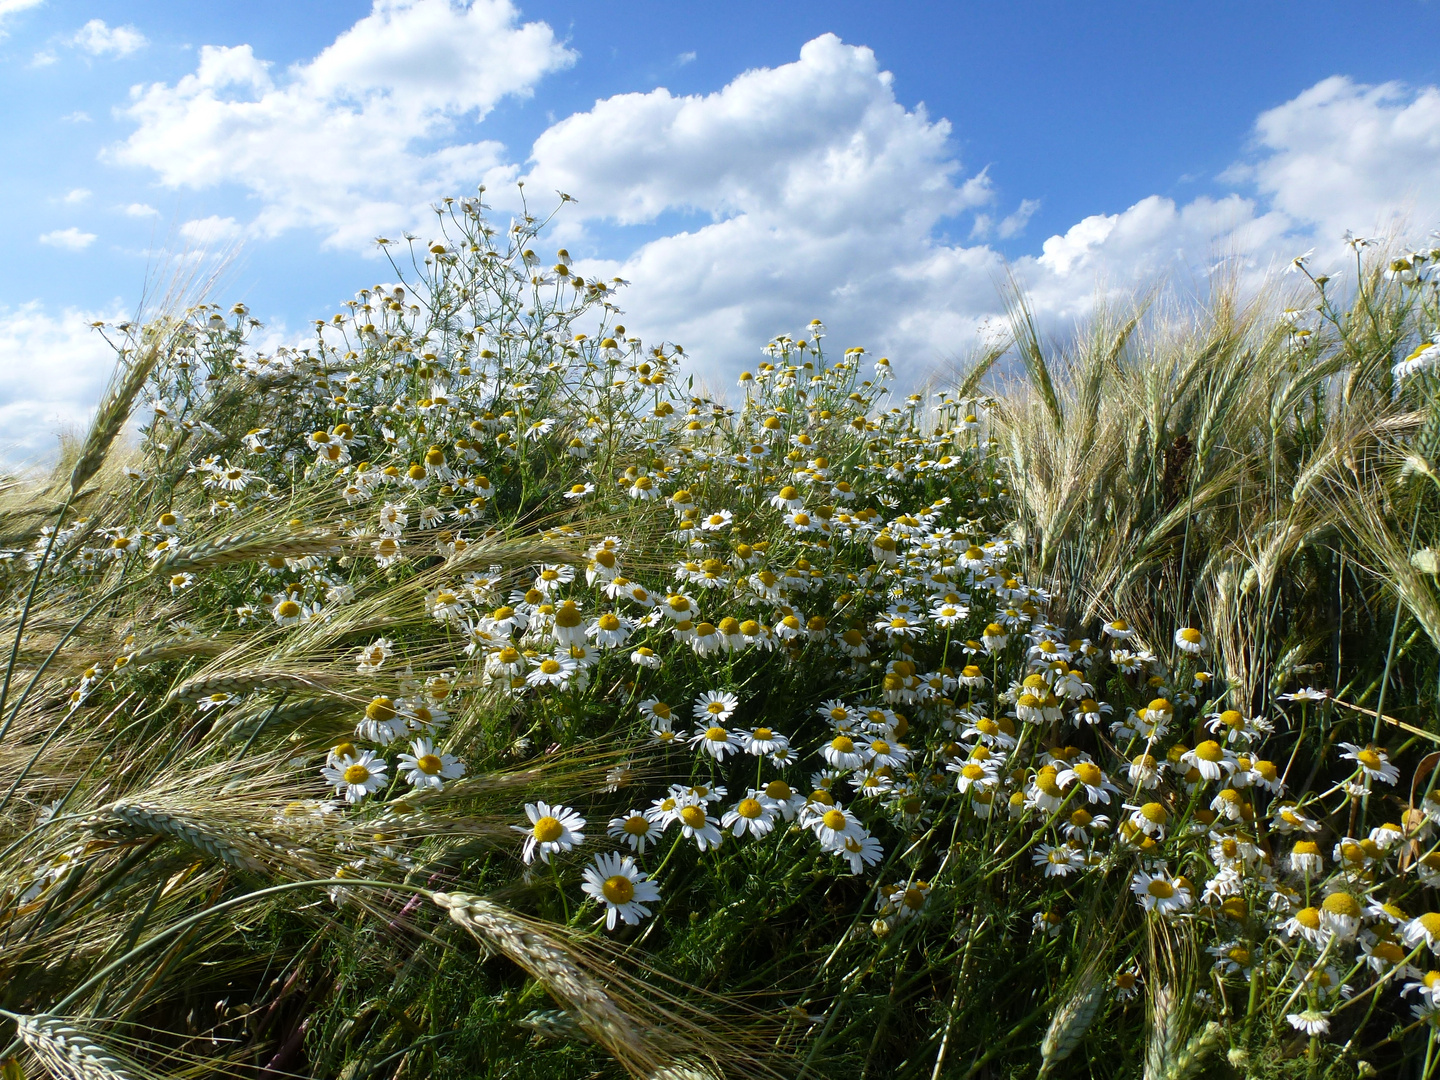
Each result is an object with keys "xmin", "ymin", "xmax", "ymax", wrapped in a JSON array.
[
  {"xmin": 39, "ymin": 227, "xmax": 97, "ymax": 251},
  {"xmin": 0, "ymin": 0, "xmax": 42, "ymax": 37},
  {"xmin": 1229, "ymin": 75, "xmax": 1440, "ymax": 242},
  {"xmin": 123, "ymin": 203, "xmax": 158, "ymax": 218},
  {"xmin": 111, "ymin": 0, "xmax": 575, "ymax": 248},
  {"xmin": 0, "ymin": 304, "xmax": 124, "ymax": 464},
  {"xmin": 71, "ymin": 18, "xmax": 147, "ymax": 56},
  {"xmin": 516, "ymin": 49, "xmax": 1440, "ymax": 384},
  {"xmin": 98, "ymin": 14, "xmax": 1440, "ymax": 394},
  {"xmin": 179, "ymin": 215, "xmax": 244, "ymax": 242}
]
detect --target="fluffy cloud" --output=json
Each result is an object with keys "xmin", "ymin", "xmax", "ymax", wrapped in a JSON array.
[
  {"xmin": 517, "ymin": 49, "xmax": 1440, "ymax": 384},
  {"xmin": 516, "ymin": 35, "xmax": 1009, "ymax": 377},
  {"xmin": 39, "ymin": 227, "xmax": 97, "ymax": 251},
  {"xmin": 71, "ymin": 18, "xmax": 146, "ymax": 57},
  {"xmin": 100, "ymin": 10, "xmax": 1440, "ymax": 391},
  {"xmin": 526, "ymin": 35, "xmax": 989, "ymax": 229},
  {"xmin": 0, "ymin": 0, "xmax": 42, "ymax": 37},
  {"xmin": 179, "ymin": 215, "xmax": 243, "ymax": 243},
  {"xmin": 1231, "ymin": 76, "xmax": 1440, "ymax": 242},
  {"xmin": 112, "ymin": 0, "xmax": 574, "ymax": 248},
  {"xmin": 0, "ymin": 304, "xmax": 123, "ymax": 464}
]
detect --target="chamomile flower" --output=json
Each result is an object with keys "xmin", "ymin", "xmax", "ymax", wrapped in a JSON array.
[
  {"xmin": 693, "ymin": 690, "xmax": 739, "ymax": 723},
  {"xmin": 674, "ymin": 800, "xmax": 725, "ymax": 851},
  {"xmin": 514, "ymin": 802, "xmax": 585, "ymax": 864},
  {"xmin": 1058, "ymin": 760, "xmax": 1120, "ymax": 804},
  {"xmin": 1338, "ymin": 742, "xmax": 1400, "ymax": 786},
  {"xmin": 526, "ymin": 652, "xmax": 578, "ymax": 689},
  {"xmin": 1131, "ymin": 869, "xmax": 1193, "ymax": 916},
  {"xmin": 580, "ymin": 852, "xmax": 660, "ymax": 930},
  {"xmin": 837, "ymin": 831, "xmax": 884, "ymax": 874},
  {"xmin": 322, "ymin": 749, "xmax": 389, "ymax": 804},
  {"xmin": 822, "ymin": 733, "xmax": 871, "ymax": 771},
  {"xmin": 397, "ymin": 738, "xmax": 464, "ymax": 790},
  {"xmin": 1173, "ymin": 627, "xmax": 1206, "ymax": 654},
  {"xmin": 809, "ymin": 804, "xmax": 863, "ymax": 849},
  {"xmin": 1181, "ymin": 741, "xmax": 1237, "ymax": 782},
  {"xmin": 1286, "ymin": 1010, "xmax": 1329, "ymax": 1036},
  {"xmin": 691, "ymin": 724, "xmax": 740, "ymax": 760},
  {"xmin": 741, "ymin": 726, "xmax": 789, "ymax": 756},
  {"xmin": 761, "ymin": 779, "xmax": 807, "ymax": 820},
  {"xmin": 722, "ymin": 791, "xmax": 778, "ymax": 838}
]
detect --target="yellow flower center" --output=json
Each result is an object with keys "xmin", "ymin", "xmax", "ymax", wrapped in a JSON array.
[
  {"xmin": 1140, "ymin": 802, "xmax": 1168, "ymax": 824},
  {"xmin": 623, "ymin": 815, "xmax": 649, "ymax": 836},
  {"xmin": 822, "ymin": 809, "xmax": 848, "ymax": 831},
  {"xmin": 532, "ymin": 816, "xmax": 564, "ymax": 843},
  {"xmin": 539, "ymin": 659, "xmax": 562, "ymax": 675},
  {"xmin": 680, "ymin": 805, "xmax": 707, "ymax": 829},
  {"xmin": 601, "ymin": 875, "xmax": 635, "ymax": 904},
  {"xmin": 1296, "ymin": 907, "xmax": 1321, "ymax": 929},
  {"xmin": 1147, "ymin": 879, "xmax": 1175, "ymax": 899},
  {"xmin": 343, "ymin": 764, "xmax": 371, "ymax": 784},
  {"xmin": 738, "ymin": 798, "xmax": 764, "ymax": 819},
  {"xmin": 276, "ymin": 600, "xmax": 301, "ymax": 618},
  {"xmin": 1074, "ymin": 762, "xmax": 1102, "ymax": 787},
  {"xmin": 366, "ymin": 697, "xmax": 396, "ymax": 723},
  {"xmin": 416, "ymin": 754, "xmax": 442, "ymax": 775},
  {"xmin": 1195, "ymin": 741, "xmax": 1224, "ymax": 762},
  {"xmin": 1323, "ymin": 892, "xmax": 1361, "ymax": 918},
  {"xmin": 831, "ymin": 736, "xmax": 855, "ymax": 755},
  {"xmin": 1356, "ymin": 748, "xmax": 1384, "ymax": 769},
  {"xmin": 765, "ymin": 781, "xmax": 793, "ymax": 800}
]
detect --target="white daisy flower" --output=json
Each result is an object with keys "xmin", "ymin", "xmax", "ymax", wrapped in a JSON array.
[
  {"xmin": 721, "ymin": 792, "xmax": 778, "ymax": 838},
  {"xmin": 580, "ymin": 852, "xmax": 660, "ymax": 930},
  {"xmin": 321, "ymin": 749, "xmax": 389, "ymax": 804},
  {"xmin": 607, "ymin": 810, "xmax": 656, "ymax": 853},
  {"xmin": 397, "ymin": 738, "xmax": 465, "ymax": 791},
  {"xmin": 513, "ymin": 802, "xmax": 586, "ymax": 864}
]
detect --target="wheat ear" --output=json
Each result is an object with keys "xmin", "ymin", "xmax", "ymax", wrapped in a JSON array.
[
  {"xmin": 171, "ymin": 669, "xmax": 342, "ymax": 702},
  {"xmin": 434, "ymin": 891, "xmax": 657, "ymax": 1072},
  {"xmin": 7, "ymin": 1013, "xmax": 138, "ymax": 1080},
  {"xmin": 158, "ymin": 530, "xmax": 343, "ymax": 573},
  {"xmin": 69, "ymin": 344, "xmax": 160, "ymax": 495},
  {"xmin": 1037, "ymin": 960, "xmax": 1107, "ymax": 1077},
  {"xmin": 107, "ymin": 801, "xmax": 266, "ymax": 873}
]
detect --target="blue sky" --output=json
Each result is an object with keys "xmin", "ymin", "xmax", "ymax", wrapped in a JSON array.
[{"xmin": 3, "ymin": 0, "xmax": 1440, "ymax": 461}]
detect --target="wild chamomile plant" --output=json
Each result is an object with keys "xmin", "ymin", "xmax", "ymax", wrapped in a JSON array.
[{"xmin": 5, "ymin": 191, "xmax": 1440, "ymax": 1080}]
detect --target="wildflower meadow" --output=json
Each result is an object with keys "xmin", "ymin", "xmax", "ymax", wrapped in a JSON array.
[{"xmin": 4, "ymin": 191, "xmax": 1440, "ymax": 1080}]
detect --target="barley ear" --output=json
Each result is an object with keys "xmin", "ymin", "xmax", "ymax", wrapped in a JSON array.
[
  {"xmin": 1141, "ymin": 983, "xmax": 1180, "ymax": 1080},
  {"xmin": 6, "ymin": 1012, "xmax": 139, "ymax": 1080},
  {"xmin": 434, "ymin": 892, "xmax": 657, "ymax": 1073},
  {"xmin": 69, "ymin": 342, "xmax": 161, "ymax": 495},
  {"xmin": 1037, "ymin": 960, "xmax": 1106, "ymax": 1078},
  {"xmin": 1162, "ymin": 1020, "xmax": 1223, "ymax": 1080},
  {"xmin": 107, "ymin": 801, "xmax": 266, "ymax": 873}
]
